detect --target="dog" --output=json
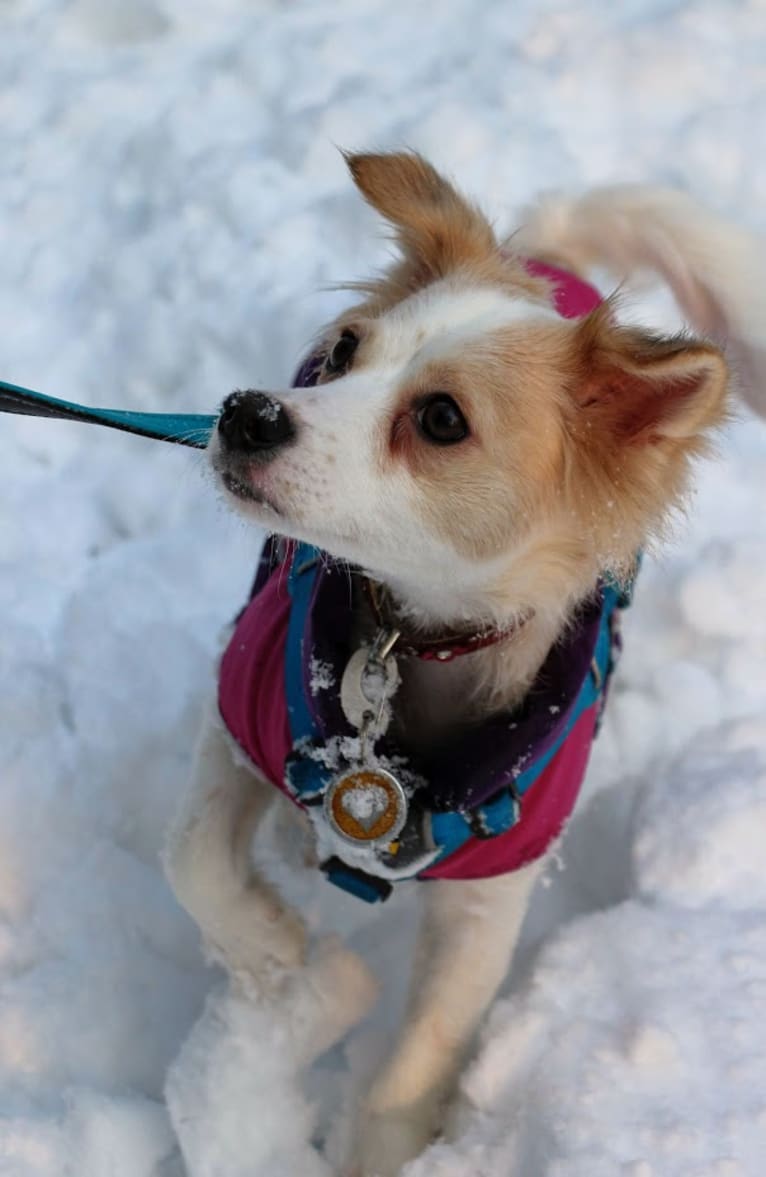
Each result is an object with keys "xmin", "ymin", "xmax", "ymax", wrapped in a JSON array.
[{"xmin": 164, "ymin": 152, "xmax": 766, "ymax": 1177}]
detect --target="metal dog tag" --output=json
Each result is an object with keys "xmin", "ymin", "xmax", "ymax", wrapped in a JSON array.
[
  {"xmin": 330, "ymin": 629, "xmax": 407, "ymax": 849},
  {"xmin": 340, "ymin": 641, "xmax": 400, "ymax": 735},
  {"xmin": 324, "ymin": 766, "xmax": 408, "ymax": 847}
]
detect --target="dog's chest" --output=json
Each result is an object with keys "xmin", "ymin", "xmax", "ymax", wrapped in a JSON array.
[{"xmin": 391, "ymin": 656, "xmax": 483, "ymax": 754}]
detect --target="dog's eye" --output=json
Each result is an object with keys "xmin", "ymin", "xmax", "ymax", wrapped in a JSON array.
[
  {"xmin": 325, "ymin": 329, "xmax": 359, "ymax": 375},
  {"xmin": 416, "ymin": 395, "xmax": 469, "ymax": 445}
]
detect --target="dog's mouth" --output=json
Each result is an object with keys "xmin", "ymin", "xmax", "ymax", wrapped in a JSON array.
[{"xmin": 218, "ymin": 467, "xmax": 280, "ymax": 515}]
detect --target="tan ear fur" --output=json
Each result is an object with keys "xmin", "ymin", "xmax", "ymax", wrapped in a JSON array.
[
  {"xmin": 574, "ymin": 310, "xmax": 728, "ymax": 444},
  {"xmin": 557, "ymin": 308, "xmax": 730, "ymax": 572},
  {"xmin": 345, "ymin": 151, "xmax": 496, "ymax": 282}
]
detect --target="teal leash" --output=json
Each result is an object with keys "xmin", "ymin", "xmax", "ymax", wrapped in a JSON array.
[{"xmin": 0, "ymin": 378, "xmax": 217, "ymax": 449}]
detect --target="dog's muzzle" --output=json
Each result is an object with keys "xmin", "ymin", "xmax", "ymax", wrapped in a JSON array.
[{"xmin": 217, "ymin": 390, "xmax": 294, "ymax": 456}]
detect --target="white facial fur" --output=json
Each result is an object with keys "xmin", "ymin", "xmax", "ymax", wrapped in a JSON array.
[{"xmin": 210, "ymin": 278, "xmax": 561, "ymax": 617}]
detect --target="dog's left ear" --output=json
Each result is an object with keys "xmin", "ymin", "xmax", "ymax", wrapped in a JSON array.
[
  {"xmin": 575, "ymin": 316, "xmax": 728, "ymax": 444},
  {"xmin": 345, "ymin": 151, "xmax": 496, "ymax": 282}
]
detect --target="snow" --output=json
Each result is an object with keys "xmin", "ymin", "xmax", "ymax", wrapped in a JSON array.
[
  {"xmin": 310, "ymin": 656, "xmax": 335, "ymax": 695},
  {"xmin": 339, "ymin": 782, "xmax": 391, "ymax": 827},
  {"xmin": 1, "ymin": 1, "xmax": 766, "ymax": 1175}
]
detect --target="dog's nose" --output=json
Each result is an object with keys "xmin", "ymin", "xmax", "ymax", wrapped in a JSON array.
[{"xmin": 217, "ymin": 391, "xmax": 294, "ymax": 453}]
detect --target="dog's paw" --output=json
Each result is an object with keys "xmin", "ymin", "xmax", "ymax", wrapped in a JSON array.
[
  {"xmin": 257, "ymin": 900, "xmax": 309, "ymax": 970},
  {"xmin": 205, "ymin": 895, "xmax": 308, "ymax": 981},
  {"xmin": 353, "ymin": 1103, "xmax": 437, "ymax": 1177},
  {"xmin": 248, "ymin": 937, "xmax": 380, "ymax": 1067},
  {"xmin": 300, "ymin": 937, "xmax": 380, "ymax": 1046},
  {"xmin": 313, "ymin": 936, "xmax": 379, "ymax": 1007}
]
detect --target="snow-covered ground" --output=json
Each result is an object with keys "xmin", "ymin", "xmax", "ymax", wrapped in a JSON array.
[{"xmin": 2, "ymin": 1, "xmax": 766, "ymax": 1174}]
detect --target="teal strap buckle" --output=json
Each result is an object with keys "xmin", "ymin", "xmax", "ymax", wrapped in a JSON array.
[{"xmin": 0, "ymin": 378, "xmax": 217, "ymax": 449}]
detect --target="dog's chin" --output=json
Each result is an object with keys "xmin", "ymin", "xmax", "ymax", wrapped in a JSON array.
[{"xmin": 217, "ymin": 479, "xmax": 366, "ymax": 564}]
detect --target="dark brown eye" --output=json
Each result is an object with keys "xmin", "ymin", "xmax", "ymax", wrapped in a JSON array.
[
  {"xmin": 416, "ymin": 395, "xmax": 469, "ymax": 445},
  {"xmin": 325, "ymin": 329, "xmax": 359, "ymax": 375}
]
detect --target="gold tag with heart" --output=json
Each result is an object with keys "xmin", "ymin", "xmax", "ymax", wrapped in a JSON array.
[{"xmin": 324, "ymin": 766, "xmax": 408, "ymax": 847}]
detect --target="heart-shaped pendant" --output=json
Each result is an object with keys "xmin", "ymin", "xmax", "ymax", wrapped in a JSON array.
[
  {"xmin": 340, "ymin": 782, "xmax": 390, "ymax": 831},
  {"xmin": 324, "ymin": 766, "xmax": 408, "ymax": 847}
]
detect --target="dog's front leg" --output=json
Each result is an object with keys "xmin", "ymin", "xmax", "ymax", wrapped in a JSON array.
[
  {"xmin": 354, "ymin": 861, "xmax": 541, "ymax": 1177},
  {"xmin": 163, "ymin": 699, "xmax": 308, "ymax": 982}
]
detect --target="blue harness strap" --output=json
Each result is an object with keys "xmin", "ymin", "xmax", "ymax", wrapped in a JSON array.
[
  {"xmin": 283, "ymin": 545, "xmax": 333, "ymax": 804},
  {"xmin": 427, "ymin": 582, "xmax": 621, "ymax": 864},
  {"xmin": 282, "ymin": 544, "xmax": 393, "ymax": 902}
]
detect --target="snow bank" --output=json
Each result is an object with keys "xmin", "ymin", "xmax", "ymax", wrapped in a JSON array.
[
  {"xmin": 409, "ymin": 717, "xmax": 766, "ymax": 1176},
  {"xmin": 1, "ymin": 1, "xmax": 766, "ymax": 1175}
]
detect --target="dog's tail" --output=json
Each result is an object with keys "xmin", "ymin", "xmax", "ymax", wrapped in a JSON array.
[{"xmin": 515, "ymin": 185, "xmax": 766, "ymax": 416}]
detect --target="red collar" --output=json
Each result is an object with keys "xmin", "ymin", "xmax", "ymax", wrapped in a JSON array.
[{"xmin": 363, "ymin": 578, "xmax": 530, "ymax": 662}]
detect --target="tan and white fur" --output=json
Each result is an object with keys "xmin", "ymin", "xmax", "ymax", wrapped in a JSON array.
[{"xmin": 164, "ymin": 153, "xmax": 766, "ymax": 1177}]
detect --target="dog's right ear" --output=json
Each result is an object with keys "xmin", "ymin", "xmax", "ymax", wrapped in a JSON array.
[
  {"xmin": 345, "ymin": 151, "xmax": 496, "ymax": 285},
  {"xmin": 574, "ymin": 312, "xmax": 729, "ymax": 446}
]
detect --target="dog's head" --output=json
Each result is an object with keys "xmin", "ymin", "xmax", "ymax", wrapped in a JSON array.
[{"xmin": 212, "ymin": 152, "xmax": 727, "ymax": 626}]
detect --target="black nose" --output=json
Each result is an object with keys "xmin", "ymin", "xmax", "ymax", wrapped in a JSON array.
[{"xmin": 217, "ymin": 391, "xmax": 294, "ymax": 453}]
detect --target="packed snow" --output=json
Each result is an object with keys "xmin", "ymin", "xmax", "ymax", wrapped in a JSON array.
[{"xmin": 2, "ymin": 1, "xmax": 766, "ymax": 1175}]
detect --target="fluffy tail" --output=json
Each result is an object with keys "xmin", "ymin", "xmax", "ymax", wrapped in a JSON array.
[{"xmin": 515, "ymin": 185, "xmax": 766, "ymax": 416}]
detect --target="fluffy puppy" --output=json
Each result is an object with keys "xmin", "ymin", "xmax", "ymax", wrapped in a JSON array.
[{"xmin": 165, "ymin": 152, "xmax": 765, "ymax": 1177}]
